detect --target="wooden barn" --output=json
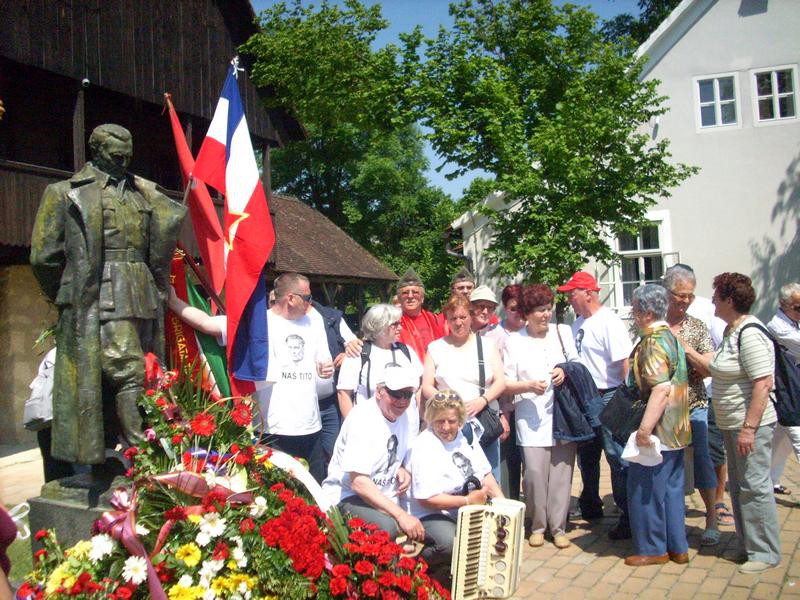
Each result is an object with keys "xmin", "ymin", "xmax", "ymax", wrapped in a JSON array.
[{"xmin": 0, "ymin": 0, "xmax": 397, "ymax": 449}]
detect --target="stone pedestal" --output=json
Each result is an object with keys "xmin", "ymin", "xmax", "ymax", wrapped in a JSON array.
[{"xmin": 28, "ymin": 478, "xmax": 124, "ymax": 551}]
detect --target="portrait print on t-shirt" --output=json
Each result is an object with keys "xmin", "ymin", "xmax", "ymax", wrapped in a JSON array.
[
  {"xmin": 383, "ymin": 434, "xmax": 399, "ymax": 474},
  {"xmin": 286, "ymin": 334, "xmax": 305, "ymax": 363},
  {"xmin": 277, "ymin": 332, "xmax": 315, "ymax": 384},
  {"xmin": 452, "ymin": 451, "xmax": 475, "ymax": 480}
]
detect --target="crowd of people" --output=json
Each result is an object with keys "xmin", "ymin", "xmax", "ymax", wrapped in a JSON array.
[{"xmin": 8, "ymin": 266, "xmax": 799, "ymax": 590}]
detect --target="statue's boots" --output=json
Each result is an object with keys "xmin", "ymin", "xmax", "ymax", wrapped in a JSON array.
[{"xmin": 116, "ymin": 387, "xmax": 146, "ymax": 446}]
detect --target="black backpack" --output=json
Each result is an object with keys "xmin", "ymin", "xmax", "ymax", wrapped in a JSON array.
[
  {"xmin": 359, "ymin": 340, "xmax": 412, "ymax": 400},
  {"xmin": 737, "ymin": 322, "xmax": 800, "ymax": 427}
]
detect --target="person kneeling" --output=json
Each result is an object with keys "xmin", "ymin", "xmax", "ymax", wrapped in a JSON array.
[
  {"xmin": 406, "ymin": 390, "xmax": 504, "ymax": 584},
  {"xmin": 322, "ymin": 364, "xmax": 424, "ymax": 544}
]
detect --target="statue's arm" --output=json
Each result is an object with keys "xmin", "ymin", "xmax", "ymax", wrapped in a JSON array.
[{"xmin": 30, "ymin": 183, "xmax": 67, "ymax": 302}]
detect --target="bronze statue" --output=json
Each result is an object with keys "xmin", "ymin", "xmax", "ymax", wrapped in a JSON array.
[{"xmin": 30, "ymin": 124, "xmax": 186, "ymax": 486}]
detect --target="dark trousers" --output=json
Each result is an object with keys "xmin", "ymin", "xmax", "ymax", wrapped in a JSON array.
[
  {"xmin": 577, "ymin": 388, "xmax": 628, "ymax": 524},
  {"xmin": 500, "ymin": 417, "xmax": 522, "ymax": 500},
  {"xmin": 318, "ymin": 397, "xmax": 342, "ymax": 477},
  {"xmin": 266, "ymin": 431, "xmax": 325, "ymax": 484}
]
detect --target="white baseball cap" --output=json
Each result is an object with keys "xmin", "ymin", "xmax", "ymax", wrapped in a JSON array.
[{"xmin": 381, "ymin": 363, "xmax": 419, "ymax": 391}]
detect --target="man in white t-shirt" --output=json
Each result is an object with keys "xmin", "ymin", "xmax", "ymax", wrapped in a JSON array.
[
  {"xmin": 255, "ymin": 273, "xmax": 334, "ymax": 483},
  {"xmin": 558, "ymin": 271, "xmax": 633, "ymax": 539},
  {"xmin": 322, "ymin": 364, "xmax": 425, "ymax": 542}
]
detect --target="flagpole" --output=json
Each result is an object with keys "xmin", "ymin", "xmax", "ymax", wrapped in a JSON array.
[{"xmin": 176, "ymin": 241, "xmax": 226, "ymax": 314}]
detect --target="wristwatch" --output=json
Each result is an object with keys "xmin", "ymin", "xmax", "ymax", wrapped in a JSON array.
[{"xmin": 742, "ymin": 421, "xmax": 758, "ymax": 431}]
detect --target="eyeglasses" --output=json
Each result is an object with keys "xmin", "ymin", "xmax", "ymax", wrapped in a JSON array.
[
  {"xmin": 291, "ymin": 292, "xmax": 313, "ymax": 303},
  {"xmin": 388, "ymin": 321, "xmax": 402, "ymax": 328},
  {"xmin": 787, "ymin": 304, "xmax": 800, "ymax": 312},
  {"xmin": 386, "ymin": 388, "xmax": 414, "ymax": 401},
  {"xmin": 669, "ymin": 290, "xmax": 695, "ymax": 301}
]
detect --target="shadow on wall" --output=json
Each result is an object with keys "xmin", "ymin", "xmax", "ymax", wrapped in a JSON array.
[{"xmin": 749, "ymin": 153, "xmax": 800, "ymax": 319}]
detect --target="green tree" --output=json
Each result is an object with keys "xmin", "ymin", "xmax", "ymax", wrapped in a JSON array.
[
  {"xmin": 601, "ymin": 0, "xmax": 682, "ymax": 48},
  {"xmin": 405, "ymin": 0, "xmax": 696, "ymax": 287},
  {"xmin": 242, "ymin": 1, "xmax": 459, "ymax": 304}
]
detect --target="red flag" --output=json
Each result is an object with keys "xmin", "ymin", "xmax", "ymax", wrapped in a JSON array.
[{"xmin": 165, "ymin": 94, "xmax": 225, "ymax": 298}]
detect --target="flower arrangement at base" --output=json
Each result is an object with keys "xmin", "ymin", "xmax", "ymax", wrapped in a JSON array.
[{"xmin": 18, "ymin": 359, "xmax": 449, "ymax": 600}]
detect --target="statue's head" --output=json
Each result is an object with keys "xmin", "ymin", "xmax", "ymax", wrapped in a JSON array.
[{"xmin": 89, "ymin": 124, "xmax": 133, "ymax": 178}]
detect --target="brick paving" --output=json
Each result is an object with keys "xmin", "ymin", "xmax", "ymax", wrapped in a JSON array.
[{"xmin": 2, "ymin": 447, "xmax": 799, "ymax": 598}]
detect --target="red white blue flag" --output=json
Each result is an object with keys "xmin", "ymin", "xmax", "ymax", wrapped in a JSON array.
[{"xmin": 193, "ymin": 58, "xmax": 273, "ymax": 394}]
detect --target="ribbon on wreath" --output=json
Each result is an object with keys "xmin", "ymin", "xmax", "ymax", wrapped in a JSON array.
[{"xmin": 96, "ymin": 487, "xmax": 167, "ymax": 600}]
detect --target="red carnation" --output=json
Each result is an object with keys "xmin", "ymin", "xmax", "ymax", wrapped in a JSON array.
[
  {"xmin": 396, "ymin": 574, "xmax": 413, "ymax": 593},
  {"xmin": 115, "ymin": 587, "xmax": 133, "ymax": 599},
  {"xmin": 171, "ymin": 433, "xmax": 183, "ymax": 444},
  {"xmin": 212, "ymin": 542, "xmax": 229, "ymax": 561},
  {"xmin": 240, "ymin": 518, "xmax": 255, "ymax": 533},
  {"xmin": 329, "ymin": 577, "xmax": 348, "ymax": 596},
  {"xmin": 397, "ymin": 557, "xmax": 416, "ymax": 571},
  {"xmin": 163, "ymin": 506, "xmax": 187, "ymax": 521},
  {"xmin": 33, "ymin": 549, "xmax": 47, "ymax": 561},
  {"xmin": 381, "ymin": 591, "xmax": 401, "ymax": 600},
  {"xmin": 230, "ymin": 403, "xmax": 253, "ymax": 427},
  {"xmin": 34, "ymin": 529, "xmax": 49, "ymax": 541},
  {"xmin": 348, "ymin": 517, "xmax": 366, "ymax": 528},
  {"xmin": 331, "ymin": 564, "xmax": 351, "ymax": 578},
  {"xmin": 190, "ymin": 412, "xmax": 216, "ymax": 436},
  {"xmin": 355, "ymin": 560, "xmax": 375, "ymax": 576},
  {"xmin": 361, "ymin": 580, "xmax": 379, "ymax": 597},
  {"xmin": 378, "ymin": 571, "xmax": 396, "ymax": 586},
  {"xmin": 123, "ymin": 446, "xmax": 138, "ymax": 460}
]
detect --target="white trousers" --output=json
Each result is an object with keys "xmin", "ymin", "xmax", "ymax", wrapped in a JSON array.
[{"xmin": 770, "ymin": 424, "xmax": 800, "ymax": 484}]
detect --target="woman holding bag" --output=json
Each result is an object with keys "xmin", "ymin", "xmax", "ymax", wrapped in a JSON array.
[
  {"xmin": 502, "ymin": 284, "xmax": 580, "ymax": 549},
  {"xmin": 624, "ymin": 284, "xmax": 691, "ymax": 567},
  {"xmin": 422, "ymin": 294, "xmax": 506, "ymax": 480}
]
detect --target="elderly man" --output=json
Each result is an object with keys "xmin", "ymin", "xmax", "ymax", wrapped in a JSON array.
[
  {"xmin": 767, "ymin": 282, "xmax": 800, "ymax": 495},
  {"xmin": 470, "ymin": 285, "xmax": 499, "ymax": 335},
  {"xmin": 451, "ymin": 266, "xmax": 476, "ymax": 297},
  {"xmin": 30, "ymin": 124, "xmax": 185, "ymax": 486},
  {"xmin": 256, "ymin": 272, "xmax": 334, "ymax": 482},
  {"xmin": 558, "ymin": 271, "xmax": 633, "ymax": 538},
  {"xmin": 397, "ymin": 268, "xmax": 446, "ymax": 361},
  {"xmin": 322, "ymin": 364, "xmax": 425, "ymax": 542}
]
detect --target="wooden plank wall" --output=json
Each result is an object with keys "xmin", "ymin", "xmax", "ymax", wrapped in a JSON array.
[{"xmin": 0, "ymin": 0, "xmax": 279, "ymax": 141}]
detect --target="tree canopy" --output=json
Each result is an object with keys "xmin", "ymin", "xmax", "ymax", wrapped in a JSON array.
[
  {"xmin": 405, "ymin": 0, "xmax": 696, "ymax": 287},
  {"xmin": 242, "ymin": 0, "xmax": 460, "ymax": 306},
  {"xmin": 601, "ymin": 0, "xmax": 682, "ymax": 48}
]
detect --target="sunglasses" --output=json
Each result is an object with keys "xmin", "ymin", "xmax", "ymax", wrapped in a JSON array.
[
  {"xmin": 433, "ymin": 391, "xmax": 461, "ymax": 402},
  {"xmin": 291, "ymin": 292, "xmax": 313, "ymax": 303},
  {"xmin": 387, "ymin": 388, "xmax": 414, "ymax": 401}
]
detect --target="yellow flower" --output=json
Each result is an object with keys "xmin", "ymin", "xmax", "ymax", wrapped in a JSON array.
[
  {"xmin": 211, "ymin": 577, "xmax": 230, "ymax": 593},
  {"xmin": 68, "ymin": 540, "xmax": 93, "ymax": 560},
  {"xmin": 175, "ymin": 542, "xmax": 202, "ymax": 567},
  {"xmin": 187, "ymin": 514, "xmax": 203, "ymax": 525},
  {"xmin": 228, "ymin": 573, "xmax": 256, "ymax": 592},
  {"xmin": 167, "ymin": 585, "xmax": 206, "ymax": 600},
  {"xmin": 227, "ymin": 559, "xmax": 239, "ymax": 571},
  {"xmin": 45, "ymin": 563, "xmax": 71, "ymax": 595}
]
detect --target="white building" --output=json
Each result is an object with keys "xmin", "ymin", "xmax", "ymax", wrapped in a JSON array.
[{"xmin": 452, "ymin": 0, "xmax": 799, "ymax": 320}]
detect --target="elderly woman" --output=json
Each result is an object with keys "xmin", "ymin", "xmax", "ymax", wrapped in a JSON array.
[
  {"xmin": 702, "ymin": 273, "xmax": 779, "ymax": 573},
  {"xmin": 422, "ymin": 295, "xmax": 506, "ymax": 479},
  {"xmin": 663, "ymin": 266, "xmax": 719, "ymax": 545},
  {"xmin": 624, "ymin": 284, "xmax": 691, "ymax": 567},
  {"xmin": 406, "ymin": 390, "xmax": 503, "ymax": 584},
  {"xmin": 503, "ymin": 284, "xmax": 580, "ymax": 549},
  {"xmin": 337, "ymin": 303, "xmax": 423, "ymax": 421}
]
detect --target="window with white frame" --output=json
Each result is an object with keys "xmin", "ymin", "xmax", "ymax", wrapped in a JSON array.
[
  {"xmin": 695, "ymin": 74, "xmax": 738, "ymax": 128},
  {"xmin": 752, "ymin": 66, "xmax": 797, "ymax": 122}
]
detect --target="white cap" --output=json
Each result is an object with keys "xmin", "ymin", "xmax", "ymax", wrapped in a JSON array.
[
  {"xmin": 381, "ymin": 363, "xmax": 419, "ymax": 391},
  {"xmin": 470, "ymin": 285, "xmax": 498, "ymax": 305}
]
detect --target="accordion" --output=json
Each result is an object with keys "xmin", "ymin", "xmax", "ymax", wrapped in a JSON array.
[{"xmin": 451, "ymin": 498, "xmax": 526, "ymax": 599}]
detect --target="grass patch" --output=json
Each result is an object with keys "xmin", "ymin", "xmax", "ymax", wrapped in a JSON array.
[{"xmin": 7, "ymin": 517, "xmax": 32, "ymax": 586}]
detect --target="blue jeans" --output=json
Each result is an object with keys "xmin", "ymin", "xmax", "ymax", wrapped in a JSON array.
[
  {"xmin": 689, "ymin": 406, "xmax": 717, "ymax": 490},
  {"xmin": 577, "ymin": 388, "xmax": 628, "ymax": 523},
  {"xmin": 318, "ymin": 397, "xmax": 342, "ymax": 477},
  {"xmin": 628, "ymin": 449, "xmax": 688, "ymax": 556}
]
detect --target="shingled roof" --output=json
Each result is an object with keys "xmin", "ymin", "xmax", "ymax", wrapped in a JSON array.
[{"xmin": 269, "ymin": 194, "xmax": 398, "ymax": 284}]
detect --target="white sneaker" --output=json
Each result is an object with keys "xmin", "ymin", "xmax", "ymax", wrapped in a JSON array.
[{"xmin": 738, "ymin": 560, "xmax": 777, "ymax": 574}]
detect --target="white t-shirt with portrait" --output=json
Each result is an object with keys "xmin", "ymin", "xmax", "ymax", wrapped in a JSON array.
[
  {"xmin": 337, "ymin": 344, "xmax": 423, "ymax": 404},
  {"xmin": 322, "ymin": 398, "xmax": 412, "ymax": 507},
  {"xmin": 503, "ymin": 324, "xmax": 579, "ymax": 447},
  {"xmin": 571, "ymin": 306, "xmax": 632, "ymax": 389},
  {"xmin": 254, "ymin": 311, "xmax": 332, "ymax": 436},
  {"xmin": 406, "ymin": 428, "xmax": 491, "ymax": 519}
]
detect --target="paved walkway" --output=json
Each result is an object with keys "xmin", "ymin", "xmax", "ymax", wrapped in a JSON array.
[{"xmin": 2, "ymin": 447, "xmax": 798, "ymax": 598}]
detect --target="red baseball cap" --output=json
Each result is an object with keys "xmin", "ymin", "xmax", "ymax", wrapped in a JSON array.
[{"xmin": 556, "ymin": 271, "xmax": 601, "ymax": 292}]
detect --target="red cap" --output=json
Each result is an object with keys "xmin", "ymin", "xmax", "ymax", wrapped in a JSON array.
[{"xmin": 556, "ymin": 271, "xmax": 600, "ymax": 292}]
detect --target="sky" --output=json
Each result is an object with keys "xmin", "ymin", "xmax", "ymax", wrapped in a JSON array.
[{"xmin": 250, "ymin": 0, "xmax": 643, "ymax": 199}]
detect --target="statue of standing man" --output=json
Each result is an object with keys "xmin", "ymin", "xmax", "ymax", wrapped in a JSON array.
[{"xmin": 30, "ymin": 124, "xmax": 186, "ymax": 486}]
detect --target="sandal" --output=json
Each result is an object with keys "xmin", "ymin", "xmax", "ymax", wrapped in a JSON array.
[
  {"xmin": 715, "ymin": 502, "xmax": 734, "ymax": 527},
  {"xmin": 701, "ymin": 528, "xmax": 721, "ymax": 546},
  {"xmin": 395, "ymin": 535, "xmax": 424, "ymax": 558},
  {"xmin": 774, "ymin": 484, "xmax": 792, "ymax": 495}
]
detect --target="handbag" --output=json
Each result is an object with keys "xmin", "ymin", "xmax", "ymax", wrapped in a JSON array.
[
  {"xmin": 599, "ymin": 383, "xmax": 645, "ymax": 446},
  {"xmin": 475, "ymin": 335, "xmax": 503, "ymax": 448}
]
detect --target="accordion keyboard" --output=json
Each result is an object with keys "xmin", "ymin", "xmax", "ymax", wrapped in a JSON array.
[{"xmin": 451, "ymin": 498, "xmax": 526, "ymax": 599}]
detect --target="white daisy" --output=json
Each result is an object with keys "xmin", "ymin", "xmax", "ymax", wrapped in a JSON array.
[
  {"xmin": 122, "ymin": 555, "xmax": 148, "ymax": 585},
  {"xmin": 200, "ymin": 513, "xmax": 226, "ymax": 538},
  {"xmin": 135, "ymin": 523, "xmax": 150, "ymax": 536},
  {"xmin": 203, "ymin": 589, "xmax": 217, "ymax": 600},
  {"xmin": 177, "ymin": 575, "xmax": 194, "ymax": 588},
  {"xmin": 196, "ymin": 531, "xmax": 211, "ymax": 547},
  {"xmin": 88, "ymin": 534, "xmax": 114, "ymax": 563},
  {"xmin": 248, "ymin": 496, "xmax": 267, "ymax": 518}
]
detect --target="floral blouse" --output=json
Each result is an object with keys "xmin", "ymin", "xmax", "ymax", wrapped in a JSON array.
[{"xmin": 676, "ymin": 315, "xmax": 714, "ymax": 411}]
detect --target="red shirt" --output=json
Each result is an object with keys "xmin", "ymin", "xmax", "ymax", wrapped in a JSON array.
[{"xmin": 399, "ymin": 310, "xmax": 446, "ymax": 361}]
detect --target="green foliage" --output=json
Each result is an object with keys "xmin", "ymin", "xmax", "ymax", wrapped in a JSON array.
[
  {"xmin": 601, "ymin": 0, "xmax": 683, "ymax": 48},
  {"xmin": 243, "ymin": 0, "xmax": 460, "ymax": 306},
  {"xmin": 406, "ymin": 0, "xmax": 697, "ymax": 287}
]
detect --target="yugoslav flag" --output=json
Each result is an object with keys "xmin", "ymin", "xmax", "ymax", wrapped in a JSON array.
[{"xmin": 193, "ymin": 58, "xmax": 273, "ymax": 395}]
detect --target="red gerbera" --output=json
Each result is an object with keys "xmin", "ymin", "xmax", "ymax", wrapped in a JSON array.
[
  {"xmin": 190, "ymin": 412, "xmax": 216, "ymax": 436},
  {"xmin": 230, "ymin": 402, "xmax": 253, "ymax": 427}
]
